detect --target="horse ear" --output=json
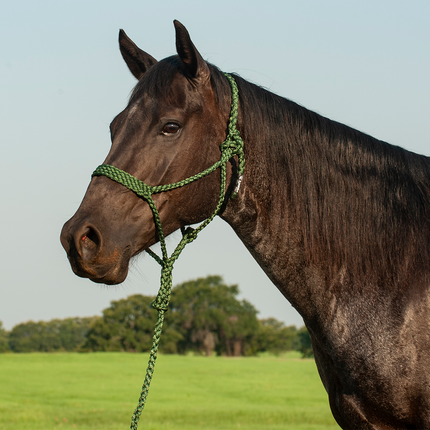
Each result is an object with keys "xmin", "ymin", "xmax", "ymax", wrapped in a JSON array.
[
  {"xmin": 119, "ymin": 29, "xmax": 157, "ymax": 80},
  {"xmin": 174, "ymin": 20, "xmax": 210, "ymax": 83}
]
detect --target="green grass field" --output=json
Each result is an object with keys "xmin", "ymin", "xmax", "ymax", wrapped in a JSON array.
[{"xmin": 0, "ymin": 352, "xmax": 340, "ymax": 430}]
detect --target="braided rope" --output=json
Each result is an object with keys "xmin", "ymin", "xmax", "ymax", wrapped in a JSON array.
[{"xmin": 92, "ymin": 73, "xmax": 243, "ymax": 429}]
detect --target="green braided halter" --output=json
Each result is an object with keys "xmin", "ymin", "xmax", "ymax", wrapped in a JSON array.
[{"xmin": 92, "ymin": 73, "xmax": 244, "ymax": 430}]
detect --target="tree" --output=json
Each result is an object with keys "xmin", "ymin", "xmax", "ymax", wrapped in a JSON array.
[
  {"xmin": 81, "ymin": 294, "xmax": 182, "ymax": 353},
  {"xmin": 167, "ymin": 276, "xmax": 259, "ymax": 356},
  {"xmin": 57, "ymin": 317, "xmax": 98, "ymax": 351},
  {"xmin": 254, "ymin": 318, "xmax": 298, "ymax": 354},
  {"xmin": 296, "ymin": 326, "xmax": 314, "ymax": 358},
  {"xmin": 8, "ymin": 317, "xmax": 95, "ymax": 352},
  {"xmin": 0, "ymin": 320, "xmax": 10, "ymax": 352}
]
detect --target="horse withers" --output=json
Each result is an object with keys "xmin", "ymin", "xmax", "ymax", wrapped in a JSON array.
[{"xmin": 60, "ymin": 21, "xmax": 430, "ymax": 429}]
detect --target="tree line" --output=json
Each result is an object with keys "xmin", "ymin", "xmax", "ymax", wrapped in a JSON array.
[{"xmin": 1, "ymin": 276, "xmax": 313, "ymax": 357}]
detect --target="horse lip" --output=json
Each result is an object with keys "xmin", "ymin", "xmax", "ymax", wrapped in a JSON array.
[
  {"xmin": 70, "ymin": 245, "xmax": 132, "ymax": 285},
  {"xmin": 89, "ymin": 268, "xmax": 128, "ymax": 285}
]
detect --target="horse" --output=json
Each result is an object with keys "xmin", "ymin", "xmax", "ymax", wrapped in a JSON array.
[{"xmin": 60, "ymin": 20, "xmax": 430, "ymax": 429}]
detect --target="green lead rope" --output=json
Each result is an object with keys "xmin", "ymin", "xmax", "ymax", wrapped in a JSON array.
[{"xmin": 92, "ymin": 73, "xmax": 244, "ymax": 430}]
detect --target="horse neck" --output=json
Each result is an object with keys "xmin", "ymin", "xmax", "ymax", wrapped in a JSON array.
[
  {"xmin": 221, "ymin": 80, "xmax": 318, "ymax": 313},
  {"xmin": 221, "ymin": 77, "xmax": 430, "ymax": 320}
]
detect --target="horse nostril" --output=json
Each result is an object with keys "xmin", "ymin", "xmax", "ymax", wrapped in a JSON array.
[{"xmin": 79, "ymin": 225, "xmax": 102, "ymax": 259}]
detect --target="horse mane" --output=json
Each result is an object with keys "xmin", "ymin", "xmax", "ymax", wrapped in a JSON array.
[
  {"xmin": 214, "ymin": 69, "xmax": 430, "ymax": 284},
  {"xmin": 132, "ymin": 58, "xmax": 430, "ymax": 284}
]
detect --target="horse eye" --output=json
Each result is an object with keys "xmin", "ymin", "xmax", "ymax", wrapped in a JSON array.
[{"xmin": 162, "ymin": 123, "xmax": 180, "ymax": 135}]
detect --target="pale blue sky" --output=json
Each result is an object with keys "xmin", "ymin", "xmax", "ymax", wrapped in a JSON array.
[{"xmin": 1, "ymin": 1, "xmax": 429, "ymax": 330}]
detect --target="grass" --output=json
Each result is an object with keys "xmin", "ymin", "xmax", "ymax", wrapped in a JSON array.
[{"xmin": 0, "ymin": 352, "xmax": 340, "ymax": 429}]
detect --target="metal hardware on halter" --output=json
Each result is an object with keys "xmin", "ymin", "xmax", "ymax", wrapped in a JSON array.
[
  {"xmin": 231, "ymin": 175, "xmax": 243, "ymax": 200},
  {"xmin": 235, "ymin": 174, "xmax": 243, "ymax": 194}
]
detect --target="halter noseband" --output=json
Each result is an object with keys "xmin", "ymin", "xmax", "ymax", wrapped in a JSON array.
[{"xmin": 91, "ymin": 73, "xmax": 244, "ymax": 429}]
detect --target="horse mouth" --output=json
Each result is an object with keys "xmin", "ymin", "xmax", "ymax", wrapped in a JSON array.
[{"xmin": 68, "ymin": 243, "xmax": 133, "ymax": 285}]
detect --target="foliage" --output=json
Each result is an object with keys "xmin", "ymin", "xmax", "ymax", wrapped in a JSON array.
[
  {"xmin": 166, "ymin": 276, "xmax": 259, "ymax": 356},
  {"xmin": 8, "ymin": 317, "xmax": 96, "ymax": 353},
  {"xmin": 254, "ymin": 318, "xmax": 298, "ymax": 354},
  {"xmin": 2, "ymin": 276, "xmax": 314, "ymax": 357},
  {"xmin": 0, "ymin": 321, "xmax": 10, "ymax": 352},
  {"xmin": 80, "ymin": 294, "xmax": 182, "ymax": 353},
  {"xmin": 297, "ymin": 326, "xmax": 314, "ymax": 358}
]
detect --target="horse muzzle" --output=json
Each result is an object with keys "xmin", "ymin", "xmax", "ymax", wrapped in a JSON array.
[{"xmin": 60, "ymin": 219, "xmax": 131, "ymax": 285}]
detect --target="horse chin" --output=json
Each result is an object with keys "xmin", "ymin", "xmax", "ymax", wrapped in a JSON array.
[{"xmin": 89, "ymin": 270, "xmax": 128, "ymax": 286}]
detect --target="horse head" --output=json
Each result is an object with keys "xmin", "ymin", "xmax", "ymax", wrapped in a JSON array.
[{"xmin": 60, "ymin": 21, "xmax": 237, "ymax": 285}]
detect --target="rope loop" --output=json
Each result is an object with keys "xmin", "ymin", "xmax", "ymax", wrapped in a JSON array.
[
  {"xmin": 181, "ymin": 226, "xmax": 195, "ymax": 238},
  {"xmin": 183, "ymin": 228, "xmax": 198, "ymax": 243}
]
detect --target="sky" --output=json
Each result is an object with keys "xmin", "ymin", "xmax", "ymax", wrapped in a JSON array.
[{"xmin": 1, "ymin": 1, "xmax": 429, "ymax": 330}]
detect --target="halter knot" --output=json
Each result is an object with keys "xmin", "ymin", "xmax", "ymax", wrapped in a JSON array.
[{"xmin": 220, "ymin": 133, "xmax": 243, "ymax": 154}]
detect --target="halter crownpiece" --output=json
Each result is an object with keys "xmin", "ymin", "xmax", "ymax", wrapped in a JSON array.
[{"xmin": 92, "ymin": 73, "xmax": 244, "ymax": 430}]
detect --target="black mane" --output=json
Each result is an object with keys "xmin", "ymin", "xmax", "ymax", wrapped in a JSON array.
[{"xmin": 215, "ymin": 68, "xmax": 430, "ymax": 283}]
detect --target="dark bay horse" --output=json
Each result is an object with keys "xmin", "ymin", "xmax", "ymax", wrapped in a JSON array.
[{"xmin": 60, "ymin": 21, "xmax": 430, "ymax": 429}]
